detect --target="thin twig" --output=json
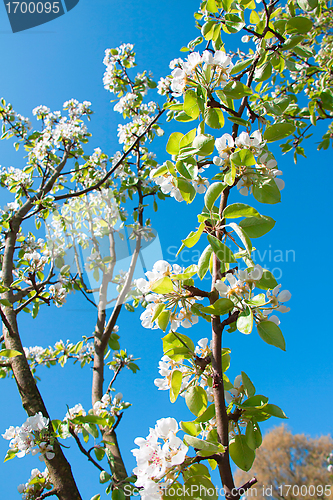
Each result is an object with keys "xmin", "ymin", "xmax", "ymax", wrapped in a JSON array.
[
  {"xmin": 35, "ymin": 490, "xmax": 59, "ymax": 500},
  {"xmin": 69, "ymin": 427, "xmax": 105, "ymax": 473}
]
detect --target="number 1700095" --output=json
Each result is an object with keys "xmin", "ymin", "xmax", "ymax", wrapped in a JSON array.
[{"xmin": 5, "ymin": 2, "xmax": 61, "ymax": 14}]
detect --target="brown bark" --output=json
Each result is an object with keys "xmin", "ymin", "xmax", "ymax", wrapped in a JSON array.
[
  {"xmin": 1, "ymin": 148, "xmax": 82, "ymax": 499},
  {"xmin": 2, "ymin": 268, "xmax": 82, "ymax": 500}
]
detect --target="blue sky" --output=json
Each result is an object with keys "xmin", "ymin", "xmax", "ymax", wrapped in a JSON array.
[{"xmin": 0, "ymin": 0, "xmax": 332, "ymax": 498}]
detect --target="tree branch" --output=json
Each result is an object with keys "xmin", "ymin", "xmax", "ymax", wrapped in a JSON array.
[
  {"xmin": 53, "ymin": 108, "xmax": 165, "ymax": 202},
  {"xmin": 69, "ymin": 427, "xmax": 105, "ymax": 473},
  {"xmin": 36, "ymin": 490, "xmax": 59, "ymax": 500}
]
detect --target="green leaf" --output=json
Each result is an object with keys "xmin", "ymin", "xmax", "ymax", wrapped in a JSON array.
[
  {"xmin": 192, "ymin": 134, "xmax": 215, "ymax": 155},
  {"xmin": 225, "ymin": 160, "xmax": 236, "ymax": 186},
  {"xmin": 176, "ymin": 178, "xmax": 196, "ymax": 204},
  {"xmin": 179, "ymin": 128, "xmax": 196, "ymax": 149},
  {"xmin": 246, "ymin": 293, "xmax": 266, "ymax": 306},
  {"xmin": 172, "ymin": 264, "xmax": 198, "ymax": 280},
  {"xmin": 236, "ymin": 307, "xmax": 253, "ymax": 334},
  {"xmin": 184, "ymin": 475, "xmax": 218, "ymax": 499},
  {"xmin": 254, "ymin": 62, "xmax": 272, "ymax": 82},
  {"xmin": 184, "ymin": 90, "xmax": 200, "ymax": 119},
  {"xmin": 228, "ymin": 222, "xmax": 252, "ymax": 254},
  {"xmin": 227, "ymin": 115, "xmax": 250, "ymax": 127},
  {"xmin": 4, "ymin": 448, "xmax": 18, "ymax": 462},
  {"xmin": 112, "ymin": 490, "xmax": 126, "ymax": 500},
  {"xmin": 297, "ymin": 0, "xmax": 318, "ymax": 10},
  {"xmin": 184, "ymin": 435, "xmax": 224, "ymax": 454},
  {"xmin": 151, "ymin": 164, "xmax": 168, "ymax": 177},
  {"xmin": 166, "ymin": 132, "xmax": 184, "ymax": 155},
  {"xmin": 185, "ymin": 386, "xmax": 208, "ymax": 416},
  {"xmin": 205, "ymin": 108, "xmax": 224, "ymax": 129},
  {"xmin": 151, "ymin": 303, "xmax": 166, "ymax": 322},
  {"xmin": 229, "ymin": 435, "xmax": 255, "ymax": 471},
  {"xmin": 256, "ymin": 270, "xmax": 278, "ymax": 290},
  {"xmin": 207, "ymin": 234, "xmax": 237, "ymax": 263},
  {"xmin": 224, "ymin": 13, "xmax": 245, "ymax": 33},
  {"xmin": 150, "ymin": 277, "xmax": 174, "ymax": 294},
  {"xmin": 100, "ymin": 471, "xmax": 112, "ymax": 484},
  {"xmin": 285, "ymin": 17, "xmax": 313, "ymax": 34},
  {"xmin": 175, "ymin": 160, "xmax": 192, "ymax": 179},
  {"xmin": 170, "ymin": 370, "xmax": 183, "ymax": 403},
  {"xmin": 206, "ymin": 0, "xmax": 219, "ymax": 13},
  {"xmin": 32, "ymin": 302, "xmax": 39, "ymax": 319},
  {"xmin": 245, "ymin": 420, "xmax": 262, "ymax": 449},
  {"xmin": 198, "ymin": 245, "xmax": 213, "ymax": 280},
  {"xmin": 202, "ymin": 20, "xmax": 217, "ymax": 40},
  {"xmin": 194, "ymin": 404, "xmax": 215, "ymax": 423},
  {"xmin": 241, "ymin": 371, "xmax": 256, "ymax": 398},
  {"xmin": 157, "ymin": 311, "xmax": 171, "ymax": 332},
  {"xmin": 0, "ymin": 299, "xmax": 12, "ymax": 307},
  {"xmin": 239, "ymin": 394, "xmax": 268, "ymax": 409},
  {"xmin": 230, "ymin": 149, "xmax": 256, "ymax": 167},
  {"xmin": 253, "ymin": 179, "xmax": 281, "ymax": 204},
  {"xmin": 282, "ymin": 34, "xmax": 304, "ymax": 50},
  {"xmin": 180, "ymin": 421, "xmax": 201, "ymax": 436},
  {"xmin": 262, "ymin": 403, "xmax": 288, "ymax": 418},
  {"xmin": 264, "ymin": 123, "xmax": 296, "ymax": 142},
  {"xmin": 222, "ymin": 0, "xmax": 233, "ymax": 12},
  {"xmin": 163, "ymin": 332, "xmax": 195, "ymax": 360},
  {"xmin": 230, "ymin": 58, "xmax": 254, "ymax": 76},
  {"xmin": 204, "ymin": 182, "xmax": 227, "ymax": 211},
  {"xmin": 94, "ymin": 447, "xmax": 106, "ymax": 461},
  {"xmin": 223, "ymin": 81, "xmax": 252, "ymax": 99},
  {"xmin": 181, "ymin": 223, "xmax": 205, "ymax": 249},
  {"xmin": 200, "ymin": 298, "xmax": 234, "ymax": 316},
  {"xmin": 257, "ymin": 321, "xmax": 286, "ymax": 350},
  {"xmin": 0, "ymin": 349, "xmax": 22, "ymax": 358},
  {"xmin": 239, "ymin": 215, "xmax": 275, "ymax": 238},
  {"xmin": 183, "ymin": 463, "xmax": 211, "ymax": 479},
  {"xmin": 223, "ymin": 203, "xmax": 260, "ymax": 219}
]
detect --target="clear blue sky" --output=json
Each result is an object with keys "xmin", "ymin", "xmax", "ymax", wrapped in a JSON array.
[{"xmin": 0, "ymin": 1, "xmax": 332, "ymax": 498}]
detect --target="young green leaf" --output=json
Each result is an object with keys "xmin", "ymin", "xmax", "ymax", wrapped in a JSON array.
[
  {"xmin": 229, "ymin": 435, "xmax": 255, "ymax": 471},
  {"xmin": 170, "ymin": 370, "xmax": 183, "ymax": 403},
  {"xmin": 198, "ymin": 245, "xmax": 213, "ymax": 279},
  {"xmin": 241, "ymin": 371, "xmax": 256, "ymax": 398},
  {"xmin": 257, "ymin": 321, "xmax": 286, "ymax": 351},
  {"xmin": 239, "ymin": 215, "xmax": 275, "ymax": 238},
  {"xmin": 223, "ymin": 203, "xmax": 260, "ymax": 218},
  {"xmin": 204, "ymin": 182, "xmax": 227, "ymax": 211},
  {"xmin": 207, "ymin": 234, "xmax": 237, "ymax": 263},
  {"xmin": 185, "ymin": 386, "xmax": 208, "ymax": 416}
]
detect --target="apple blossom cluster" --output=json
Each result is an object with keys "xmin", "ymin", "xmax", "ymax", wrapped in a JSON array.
[
  {"xmin": 154, "ymin": 338, "xmax": 214, "ymax": 402},
  {"xmin": 103, "ymin": 44, "xmax": 136, "ymax": 93},
  {"xmin": 150, "ymin": 163, "xmax": 209, "ymax": 202},
  {"xmin": 0, "ymin": 166, "xmax": 33, "ymax": 195},
  {"xmin": 0, "ymin": 99, "xmax": 32, "ymax": 139},
  {"xmin": 135, "ymin": 260, "xmax": 200, "ymax": 331},
  {"xmin": 49, "ymin": 280, "xmax": 69, "ymax": 308},
  {"xmin": 2, "ymin": 412, "xmax": 54, "ymax": 461},
  {"xmin": 106, "ymin": 348, "xmax": 138, "ymax": 374},
  {"xmin": 159, "ymin": 50, "xmax": 233, "ymax": 98},
  {"xmin": 17, "ymin": 467, "xmax": 52, "ymax": 500},
  {"xmin": 23, "ymin": 338, "xmax": 95, "ymax": 371},
  {"xmin": 215, "ymin": 265, "xmax": 291, "ymax": 327},
  {"xmin": 117, "ymin": 101, "xmax": 158, "ymax": 147},
  {"xmin": 93, "ymin": 392, "xmax": 131, "ymax": 417},
  {"xmin": 132, "ymin": 417, "xmax": 188, "ymax": 500},
  {"xmin": 28, "ymin": 100, "xmax": 92, "ymax": 166},
  {"xmin": 214, "ymin": 131, "xmax": 285, "ymax": 196}
]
